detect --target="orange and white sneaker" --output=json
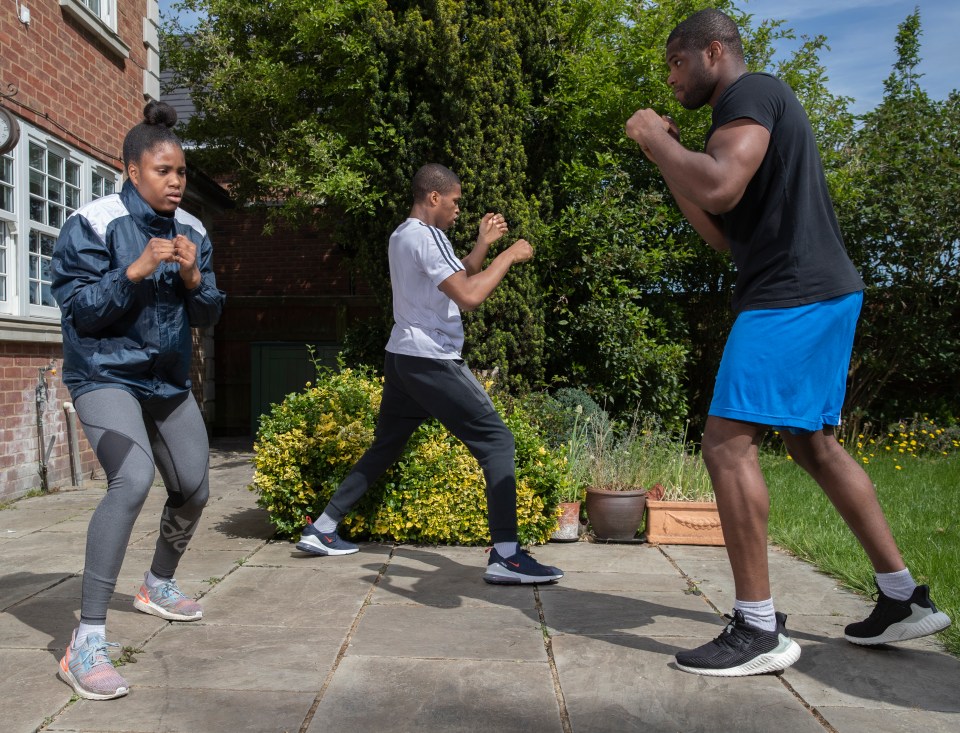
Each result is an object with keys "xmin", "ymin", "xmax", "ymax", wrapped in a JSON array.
[
  {"xmin": 58, "ymin": 629, "xmax": 129, "ymax": 700},
  {"xmin": 133, "ymin": 578, "xmax": 203, "ymax": 621}
]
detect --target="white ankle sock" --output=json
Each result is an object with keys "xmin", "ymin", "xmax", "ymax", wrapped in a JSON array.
[
  {"xmin": 494, "ymin": 541, "xmax": 520, "ymax": 558},
  {"xmin": 314, "ymin": 512, "xmax": 338, "ymax": 533},
  {"xmin": 734, "ymin": 598, "xmax": 777, "ymax": 632},
  {"xmin": 75, "ymin": 623, "xmax": 105, "ymax": 647},
  {"xmin": 876, "ymin": 568, "xmax": 917, "ymax": 601},
  {"xmin": 145, "ymin": 570, "xmax": 170, "ymax": 589}
]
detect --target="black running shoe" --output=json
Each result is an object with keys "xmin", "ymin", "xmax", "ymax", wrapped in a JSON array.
[
  {"xmin": 482, "ymin": 548, "xmax": 564, "ymax": 585},
  {"xmin": 675, "ymin": 610, "xmax": 801, "ymax": 677},
  {"xmin": 296, "ymin": 522, "xmax": 359, "ymax": 556},
  {"xmin": 845, "ymin": 584, "xmax": 951, "ymax": 645}
]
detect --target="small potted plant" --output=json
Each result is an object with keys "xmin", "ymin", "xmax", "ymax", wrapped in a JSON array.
[
  {"xmin": 571, "ymin": 410, "xmax": 660, "ymax": 542},
  {"xmin": 550, "ymin": 480, "xmax": 585, "ymax": 542}
]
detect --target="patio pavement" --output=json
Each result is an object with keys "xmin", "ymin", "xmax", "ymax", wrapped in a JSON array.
[{"xmin": 3, "ymin": 439, "xmax": 958, "ymax": 733}]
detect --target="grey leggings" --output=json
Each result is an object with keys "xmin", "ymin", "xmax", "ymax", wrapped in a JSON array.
[{"xmin": 74, "ymin": 388, "xmax": 209, "ymax": 625}]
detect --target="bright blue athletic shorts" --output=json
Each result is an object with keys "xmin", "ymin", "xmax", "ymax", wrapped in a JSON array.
[{"xmin": 708, "ymin": 291, "xmax": 864, "ymax": 434}]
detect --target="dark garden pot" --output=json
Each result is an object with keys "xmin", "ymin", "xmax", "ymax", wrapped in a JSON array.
[{"xmin": 584, "ymin": 486, "xmax": 647, "ymax": 541}]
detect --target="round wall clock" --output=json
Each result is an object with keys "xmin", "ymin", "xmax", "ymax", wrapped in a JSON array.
[{"xmin": 0, "ymin": 107, "xmax": 21, "ymax": 155}]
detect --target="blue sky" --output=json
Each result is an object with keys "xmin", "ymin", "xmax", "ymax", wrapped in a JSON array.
[
  {"xmin": 159, "ymin": 1, "xmax": 956, "ymax": 115},
  {"xmin": 743, "ymin": 0, "xmax": 956, "ymax": 114}
]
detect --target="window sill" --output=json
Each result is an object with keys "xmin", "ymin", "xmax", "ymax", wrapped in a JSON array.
[
  {"xmin": 60, "ymin": 0, "xmax": 130, "ymax": 60},
  {"xmin": 0, "ymin": 314, "xmax": 63, "ymax": 344}
]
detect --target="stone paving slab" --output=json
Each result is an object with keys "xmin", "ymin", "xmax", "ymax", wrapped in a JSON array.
[
  {"xmin": 817, "ymin": 707, "xmax": 960, "ymax": 733},
  {"xmin": 666, "ymin": 544, "xmax": 874, "ymax": 617},
  {"xmin": 196, "ymin": 565, "xmax": 372, "ymax": 629},
  {"xmin": 540, "ymin": 586, "xmax": 720, "ymax": 638},
  {"xmin": 552, "ymin": 633, "xmax": 825, "ymax": 733},
  {"xmin": 347, "ymin": 602, "xmax": 548, "ymax": 661},
  {"xmin": 0, "ymin": 581, "xmax": 165, "ymax": 652},
  {"xmin": 373, "ymin": 546, "xmax": 539, "ymax": 609},
  {"xmin": 782, "ymin": 633, "xmax": 960, "ymax": 712},
  {"xmin": 6, "ymin": 649, "xmax": 76, "ymax": 733},
  {"xmin": 249, "ymin": 538, "xmax": 394, "ymax": 572},
  {"xmin": 0, "ymin": 531, "xmax": 88, "ymax": 564},
  {"xmin": 308, "ymin": 656, "xmax": 562, "ymax": 733},
  {"xmin": 46, "ymin": 689, "xmax": 315, "ymax": 733},
  {"xmin": 535, "ymin": 541, "xmax": 680, "ymax": 574},
  {"xmin": 0, "ymin": 569, "xmax": 80, "ymax": 609},
  {"xmin": 123, "ymin": 623, "xmax": 344, "ymax": 692}
]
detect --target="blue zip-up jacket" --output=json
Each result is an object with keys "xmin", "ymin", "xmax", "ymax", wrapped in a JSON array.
[{"xmin": 51, "ymin": 179, "xmax": 226, "ymax": 401}]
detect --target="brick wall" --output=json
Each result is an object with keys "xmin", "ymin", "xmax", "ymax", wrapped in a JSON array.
[
  {"xmin": 0, "ymin": 1, "xmax": 147, "ymax": 167},
  {"xmin": 0, "ymin": 2, "xmax": 169, "ymax": 500},
  {"xmin": 0, "ymin": 343, "xmax": 99, "ymax": 501},
  {"xmin": 211, "ymin": 209, "xmax": 379, "ymax": 435}
]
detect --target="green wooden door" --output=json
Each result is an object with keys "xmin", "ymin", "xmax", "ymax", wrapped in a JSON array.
[{"xmin": 250, "ymin": 342, "xmax": 339, "ymax": 434}]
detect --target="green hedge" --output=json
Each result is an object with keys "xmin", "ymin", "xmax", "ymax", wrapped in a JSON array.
[{"xmin": 250, "ymin": 365, "xmax": 572, "ymax": 545}]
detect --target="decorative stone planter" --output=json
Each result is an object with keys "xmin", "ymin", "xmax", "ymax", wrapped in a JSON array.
[
  {"xmin": 550, "ymin": 501, "xmax": 582, "ymax": 542},
  {"xmin": 585, "ymin": 486, "xmax": 647, "ymax": 541},
  {"xmin": 644, "ymin": 500, "xmax": 724, "ymax": 546}
]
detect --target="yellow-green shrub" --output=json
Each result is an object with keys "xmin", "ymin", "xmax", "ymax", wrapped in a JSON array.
[{"xmin": 250, "ymin": 365, "xmax": 569, "ymax": 545}]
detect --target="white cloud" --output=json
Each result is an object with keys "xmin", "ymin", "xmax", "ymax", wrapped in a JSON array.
[{"xmin": 739, "ymin": 0, "xmax": 957, "ymax": 112}]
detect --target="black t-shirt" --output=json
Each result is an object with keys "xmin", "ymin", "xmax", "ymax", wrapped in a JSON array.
[{"xmin": 708, "ymin": 73, "xmax": 864, "ymax": 312}]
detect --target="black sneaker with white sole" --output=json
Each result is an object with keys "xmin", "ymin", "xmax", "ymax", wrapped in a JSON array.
[
  {"xmin": 482, "ymin": 548, "xmax": 563, "ymax": 584},
  {"xmin": 675, "ymin": 610, "xmax": 801, "ymax": 677},
  {"xmin": 296, "ymin": 522, "xmax": 359, "ymax": 556},
  {"xmin": 845, "ymin": 584, "xmax": 951, "ymax": 645}
]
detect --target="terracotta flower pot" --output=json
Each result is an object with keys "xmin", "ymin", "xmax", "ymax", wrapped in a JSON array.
[
  {"xmin": 584, "ymin": 486, "xmax": 647, "ymax": 541},
  {"xmin": 550, "ymin": 500, "xmax": 582, "ymax": 542},
  {"xmin": 644, "ymin": 500, "xmax": 724, "ymax": 546}
]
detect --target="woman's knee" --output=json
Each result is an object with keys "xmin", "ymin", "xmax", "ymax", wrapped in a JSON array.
[{"xmin": 167, "ymin": 476, "xmax": 209, "ymax": 511}]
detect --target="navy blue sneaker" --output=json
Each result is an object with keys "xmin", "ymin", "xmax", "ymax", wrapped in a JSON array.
[
  {"xmin": 296, "ymin": 522, "xmax": 359, "ymax": 556},
  {"xmin": 483, "ymin": 548, "xmax": 563, "ymax": 584}
]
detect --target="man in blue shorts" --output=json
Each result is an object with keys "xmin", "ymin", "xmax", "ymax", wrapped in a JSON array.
[
  {"xmin": 626, "ymin": 8, "xmax": 950, "ymax": 676},
  {"xmin": 296, "ymin": 163, "xmax": 562, "ymax": 585}
]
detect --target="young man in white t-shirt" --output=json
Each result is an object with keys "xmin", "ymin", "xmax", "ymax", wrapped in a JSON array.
[{"xmin": 297, "ymin": 163, "xmax": 563, "ymax": 584}]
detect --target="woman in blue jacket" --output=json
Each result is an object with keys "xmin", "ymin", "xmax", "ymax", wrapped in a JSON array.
[{"xmin": 52, "ymin": 101, "xmax": 225, "ymax": 700}]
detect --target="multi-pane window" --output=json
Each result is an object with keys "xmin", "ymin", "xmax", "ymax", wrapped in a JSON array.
[
  {"xmin": 30, "ymin": 143, "xmax": 80, "ymax": 228},
  {"xmin": 0, "ymin": 153, "xmax": 13, "ymax": 213},
  {"xmin": 80, "ymin": 0, "xmax": 115, "ymax": 28},
  {"xmin": 92, "ymin": 170, "xmax": 116, "ymax": 199},
  {"xmin": 0, "ymin": 222, "xmax": 7, "ymax": 303},
  {"xmin": 0, "ymin": 119, "xmax": 120, "ymax": 317},
  {"xmin": 28, "ymin": 230, "xmax": 57, "ymax": 307},
  {"xmin": 0, "ymin": 153, "xmax": 10, "ymax": 305}
]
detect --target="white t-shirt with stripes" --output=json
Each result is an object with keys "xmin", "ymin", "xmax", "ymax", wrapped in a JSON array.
[{"xmin": 385, "ymin": 218, "xmax": 466, "ymax": 359}]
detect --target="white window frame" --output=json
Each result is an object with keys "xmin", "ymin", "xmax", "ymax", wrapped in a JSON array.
[
  {"xmin": 0, "ymin": 118, "xmax": 121, "ymax": 321},
  {"xmin": 59, "ymin": 0, "xmax": 130, "ymax": 59}
]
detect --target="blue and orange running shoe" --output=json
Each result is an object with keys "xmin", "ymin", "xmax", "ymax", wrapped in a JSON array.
[
  {"xmin": 134, "ymin": 577, "xmax": 203, "ymax": 621},
  {"xmin": 58, "ymin": 629, "xmax": 129, "ymax": 700}
]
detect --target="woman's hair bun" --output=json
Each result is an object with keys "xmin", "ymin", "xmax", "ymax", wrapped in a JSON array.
[{"xmin": 142, "ymin": 100, "xmax": 178, "ymax": 128}]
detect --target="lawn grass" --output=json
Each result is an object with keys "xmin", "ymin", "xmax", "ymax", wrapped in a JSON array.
[{"xmin": 762, "ymin": 451, "xmax": 960, "ymax": 656}]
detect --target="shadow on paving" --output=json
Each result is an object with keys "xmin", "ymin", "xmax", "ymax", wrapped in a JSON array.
[
  {"xmin": 210, "ymin": 506, "xmax": 276, "ymax": 540},
  {"xmin": 342, "ymin": 544, "xmax": 960, "ymax": 715},
  {"xmin": 2, "ymin": 571, "xmax": 138, "ymax": 661}
]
